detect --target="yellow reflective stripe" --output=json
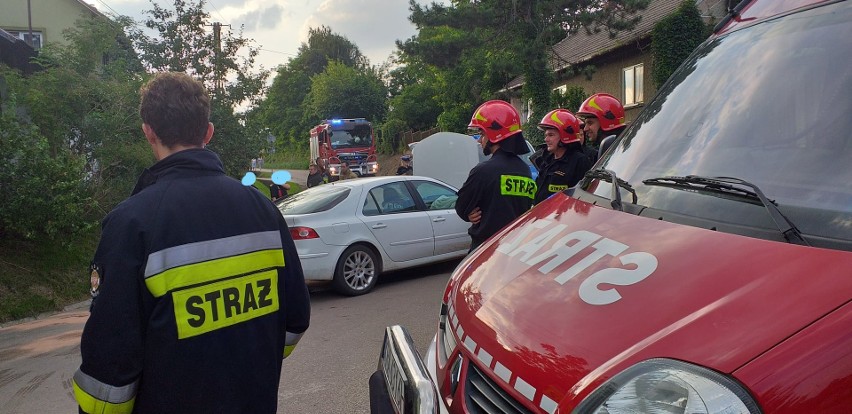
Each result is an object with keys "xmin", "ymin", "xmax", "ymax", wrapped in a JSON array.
[
  {"xmin": 500, "ymin": 175, "xmax": 536, "ymax": 199},
  {"xmin": 508, "ymin": 123, "xmax": 521, "ymax": 132},
  {"xmin": 549, "ymin": 112, "xmax": 564, "ymax": 125},
  {"xmin": 145, "ymin": 249, "xmax": 285, "ymax": 298},
  {"xmin": 173, "ymin": 270, "xmax": 279, "ymax": 339},
  {"xmin": 283, "ymin": 331, "xmax": 303, "ymax": 358},
  {"xmin": 73, "ymin": 379, "xmax": 135, "ymax": 414},
  {"xmin": 283, "ymin": 345, "xmax": 297, "ymax": 359},
  {"xmin": 588, "ymin": 96, "xmax": 603, "ymax": 111},
  {"xmin": 548, "ymin": 184, "xmax": 568, "ymax": 192}
]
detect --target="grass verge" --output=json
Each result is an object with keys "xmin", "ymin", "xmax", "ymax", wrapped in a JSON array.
[{"xmin": 0, "ymin": 229, "xmax": 96, "ymax": 323}]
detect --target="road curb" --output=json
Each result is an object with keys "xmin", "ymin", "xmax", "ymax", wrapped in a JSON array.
[{"xmin": 0, "ymin": 299, "xmax": 91, "ymax": 329}]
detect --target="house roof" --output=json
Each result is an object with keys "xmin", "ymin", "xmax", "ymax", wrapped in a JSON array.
[
  {"xmin": 74, "ymin": 0, "xmax": 109, "ymax": 19},
  {"xmin": 507, "ymin": 0, "xmax": 684, "ymax": 90}
]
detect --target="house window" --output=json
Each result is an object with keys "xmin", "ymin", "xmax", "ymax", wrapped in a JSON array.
[
  {"xmin": 7, "ymin": 30, "xmax": 43, "ymax": 49},
  {"xmin": 623, "ymin": 64, "xmax": 644, "ymax": 106}
]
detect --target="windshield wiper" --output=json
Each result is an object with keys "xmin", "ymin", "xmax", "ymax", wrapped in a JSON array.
[
  {"xmin": 583, "ymin": 168, "xmax": 637, "ymax": 211},
  {"xmin": 642, "ymin": 175, "xmax": 810, "ymax": 246}
]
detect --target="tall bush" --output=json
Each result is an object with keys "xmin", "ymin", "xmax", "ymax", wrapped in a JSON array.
[
  {"xmin": 0, "ymin": 93, "xmax": 94, "ymax": 240},
  {"xmin": 651, "ymin": 0, "xmax": 709, "ymax": 89}
]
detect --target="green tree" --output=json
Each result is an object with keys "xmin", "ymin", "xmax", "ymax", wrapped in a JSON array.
[
  {"xmin": 5, "ymin": 15, "xmax": 148, "ymax": 223},
  {"xmin": 260, "ymin": 26, "xmax": 368, "ymax": 151},
  {"xmin": 651, "ymin": 0, "xmax": 708, "ymax": 89},
  {"xmin": 306, "ymin": 61, "xmax": 387, "ymax": 123},
  {"xmin": 551, "ymin": 85, "xmax": 587, "ymax": 112},
  {"xmin": 0, "ymin": 84, "xmax": 94, "ymax": 240},
  {"xmin": 131, "ymin": 0, "xmax": 268, "ymax": 175},
  {"xmin": 385, "ymin": 60, "xmax": 442, "ymax": 132},
  {"xmin": 401, "ymin": 0, "xmax": 650, "ymax": 133}
]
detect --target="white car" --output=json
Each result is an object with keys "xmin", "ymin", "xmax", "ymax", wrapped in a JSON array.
[{"xmin": 275, "ymin": 176, "xmax": 471, "ymax": 295}]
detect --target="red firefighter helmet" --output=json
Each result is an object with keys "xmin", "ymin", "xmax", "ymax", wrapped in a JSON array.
[
  {"xmin": 538, "ymin": 109, "xmax": 582, "ymax": 144},
  {"xmin": 468, "ymin": 100, "xmax": 523, "ymax": 143},
  {"xmin": 577, "ymin": 93, "xmax": 626, "ymax": 132}
]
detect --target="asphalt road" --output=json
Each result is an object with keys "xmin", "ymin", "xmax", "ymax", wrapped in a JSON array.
[{"xmin": 0, "ymin": 259, "xmax": 459, "ymax": 413}]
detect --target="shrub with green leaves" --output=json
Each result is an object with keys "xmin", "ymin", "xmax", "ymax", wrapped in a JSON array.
[{"xmin": 0, "ymin": 105, "xmax": 95, "ymax": 241}]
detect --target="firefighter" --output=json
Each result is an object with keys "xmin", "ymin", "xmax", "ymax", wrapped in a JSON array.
[
  {"xmin": 73, "ymin": 72, "xmax": 311, "ymax": 414},
  {"xmin": 456, "ymin": 100, "xmax": 535, "ymax": 252},
  {"xmin": 531, "ymin": 109, "xmax": 593, "ymax": 204},
  {"xmin": 577, "ymin": 93, "xmax": 627, "ymax": 164}
]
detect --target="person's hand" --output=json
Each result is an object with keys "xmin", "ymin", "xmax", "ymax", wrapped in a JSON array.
[{"xmin": 468, "ymin": 207, "xmax": 482, "ymax": 224}]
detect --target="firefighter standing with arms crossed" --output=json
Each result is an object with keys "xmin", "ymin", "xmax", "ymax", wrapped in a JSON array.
[
  {"xmin": 531, "ymin": 109, "xmax": 593, "ymax": 204},
  {"xmin": 456, "ymin": 100, "xmax": 535, "ymax": 252},
  {"xmin": 73, "ymin": 72, "xmax": 311, "ymax": 414}
]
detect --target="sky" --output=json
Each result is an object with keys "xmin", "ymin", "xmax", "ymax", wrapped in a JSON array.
[{"xmin": 88, "ymin": 0, "xmax": 443, "ymax": 71}]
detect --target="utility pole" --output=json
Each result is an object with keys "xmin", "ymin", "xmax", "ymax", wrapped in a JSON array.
[
  {"xmin": 27, "ymin": 0, "xmax": 34, "ymax": 47},
  {"xmin": 206, "ymin": 22, "xmax": 231, "ymax": 94}
]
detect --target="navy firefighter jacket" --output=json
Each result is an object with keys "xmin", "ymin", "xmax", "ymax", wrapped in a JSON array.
[
  {"xmin": 74, "ymin": 149, "xmax": 311, "ymax": 414},
  {"xmin": 455, "ymin": 149, "xmax": 535, "ymax": 247}
]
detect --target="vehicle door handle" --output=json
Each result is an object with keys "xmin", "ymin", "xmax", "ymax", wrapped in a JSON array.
[
  {"xmin": 372, "ymin": 223, "xmax": 387, "ymax": 229},
  {"xmin": 432, "ymin": 217, "xmax": 446, "ymax": 222}
]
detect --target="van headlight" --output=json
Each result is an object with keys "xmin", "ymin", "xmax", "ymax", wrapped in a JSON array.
[
  {"xmin": 438, "ymin": 302, "xmax": 457, "ymax": 364},
  {"xmin": 574, "ymin": 359, "xmax": 762, "ymax": 414}
]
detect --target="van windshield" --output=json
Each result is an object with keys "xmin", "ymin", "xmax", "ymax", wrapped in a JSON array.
[{"xmin": 587, "ymin": 2, "xmax": 852, "ymax": 247}]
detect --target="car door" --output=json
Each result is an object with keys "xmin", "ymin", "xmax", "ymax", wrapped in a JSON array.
[
  {"xmin": 360, "ymin": 181, "xmax": 434, "ymax": 262},
  {"xmin": 409, "ymin": 180, "xmax": 471, "ymax": 255}
]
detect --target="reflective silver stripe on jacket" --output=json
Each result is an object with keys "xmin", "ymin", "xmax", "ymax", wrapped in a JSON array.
[
  {"xmin": 73, "ymin": 369, "xmax": 138, "ymax": 403},
  {"xmin": 144, "ymin": 231, "xmax": 283, "ymax": 278},
  {"xmin": 285, "ymin": 331, "xmax": 304, "ymax": 346}
]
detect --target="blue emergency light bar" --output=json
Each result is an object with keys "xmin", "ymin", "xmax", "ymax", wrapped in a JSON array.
[{"xmin": 330, "ymin": 119, "xmax": 343, "ymax": 125}]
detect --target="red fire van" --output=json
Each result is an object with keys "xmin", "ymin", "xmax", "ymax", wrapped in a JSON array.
[{"xmin": 371, "ymin": 0, "xmax": 852, "ymax": 413}]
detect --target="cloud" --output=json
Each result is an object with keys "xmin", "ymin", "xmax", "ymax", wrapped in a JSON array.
[
  {"xmin": 300, "ymin": 0, "xmax": 417, "ymax": 64},
  {"xmin": 235, "ymin": 4, "xmax": 285, "ymax": 30}
]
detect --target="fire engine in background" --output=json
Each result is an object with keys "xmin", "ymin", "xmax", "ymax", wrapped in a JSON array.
[
  {"xmin": 370, "ymin": 0, "xmax": 852, "ymax": 413},
  {"xmin": 310, "ymin": 118, "xmax": 379, "ymax": 179}
]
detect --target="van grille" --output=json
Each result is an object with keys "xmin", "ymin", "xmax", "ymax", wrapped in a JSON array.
[{"xmin": 465, "ymin": 363, "xmax": 532, "ymax": 414}]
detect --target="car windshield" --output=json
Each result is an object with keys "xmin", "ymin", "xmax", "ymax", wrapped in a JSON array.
[
  {"xmin": 587, "ymin": 2, "xmax": 852, "ymax": 246},
  {"xmin": 330, "ymin": 125, "xmax": 373, "ymax": 149},
  {"xmin": 276, "ymin": 185, "xmax": 350, "ymax": 215}
]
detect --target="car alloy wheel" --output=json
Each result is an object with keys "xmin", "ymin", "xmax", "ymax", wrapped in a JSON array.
[{"xmin": 333, "ymin": 245, "xmax": 379, "ymax": 296}]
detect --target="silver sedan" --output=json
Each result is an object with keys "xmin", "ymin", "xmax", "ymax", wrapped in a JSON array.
[{"xmin": 276, "ymin": 176, "xmax": 471, "ymax": 295}]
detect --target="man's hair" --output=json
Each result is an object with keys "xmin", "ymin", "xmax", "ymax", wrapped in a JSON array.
[{"xmin": 139, "ymin": 72, "xmax": 211, "ymax": 148}]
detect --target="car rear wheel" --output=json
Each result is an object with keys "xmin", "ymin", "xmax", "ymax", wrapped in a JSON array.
[{"xmin": 332, "ymin": 245, "xmax": 378, "ymax": 296}]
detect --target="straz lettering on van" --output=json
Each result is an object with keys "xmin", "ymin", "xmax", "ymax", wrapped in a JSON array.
[
  {"xmin": 173, "ymin": 270, "xmax": 279, "ymax": 339},
  {"xmin": 496, "ymin": 218, "xmax": 658, "ymax": 305},
  {"xmin": 501, "ymin": 175, "xmax": 536, "ymax": 199}
]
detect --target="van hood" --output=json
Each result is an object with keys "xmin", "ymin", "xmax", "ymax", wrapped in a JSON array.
[{"xmin": 448, "ymin": 195, "xmax": 852, "ymax": 406}]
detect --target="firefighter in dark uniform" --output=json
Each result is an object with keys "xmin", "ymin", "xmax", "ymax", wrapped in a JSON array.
[
  {"xmin": 456, "ymin": 100, "xmax": 534, "ymax": 252},
  {"xmin": 577, "ymin": 92, "xmax": 627, "ymax": 164},
  {"xmin": 531, "ymin": 109, "xmax": 592, "ymax": 204},
  {"xmin": 74, "ymin": 73, "xmax": 311, "ymax": 414}
]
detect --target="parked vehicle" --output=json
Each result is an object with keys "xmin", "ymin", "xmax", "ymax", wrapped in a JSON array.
[
  {"xmin": 276, "ymin": 176, "xmax": 470, "ymax": 296},
  {"xmin": 310, "ymin": 118, "xmax": 379, "ymax": 178},
  {"xmin": 371, "ymin": 0, "xmax": 852, "ymax": 413},
  {"xmin": 412, "ymin": 132, "xmax": 539, "ymax": 190}
]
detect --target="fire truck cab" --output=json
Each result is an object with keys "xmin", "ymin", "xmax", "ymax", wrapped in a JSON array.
[{"xmin": 310, "ymin": 118, "xmax": 379, "ymax": 179}]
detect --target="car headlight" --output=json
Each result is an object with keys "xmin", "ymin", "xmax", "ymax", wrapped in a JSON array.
[
  {"xmin": 438, "ymin": 303, "xmax": 457, "ymax": 364},
  {"xmin": 574, "ymin": 359, "xmax": 762, "ymax": 414}
]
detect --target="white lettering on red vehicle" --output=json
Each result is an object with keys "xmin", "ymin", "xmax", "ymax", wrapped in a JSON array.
[{"xmin": 497, "ymin": 218, "xmax": 658, "ymax": 305}]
